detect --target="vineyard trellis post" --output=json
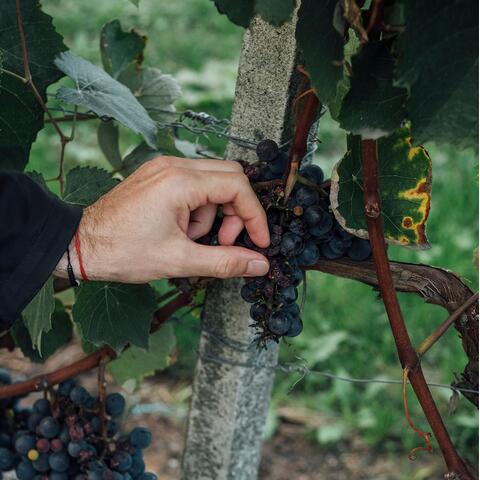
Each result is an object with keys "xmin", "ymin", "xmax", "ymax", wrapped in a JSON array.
[{"xmin": 181, "ymin": 10, "xmax": 303, "ymax": 480}]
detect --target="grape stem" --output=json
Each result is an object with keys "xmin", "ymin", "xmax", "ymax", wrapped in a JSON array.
[
  {"xmin": 360, "ymin": 139, "xmax": 473, "ymax": 479},
  {"xmin": 0, "ymin": 293, "xmax": 191, "ymax": 399},
  {"xmin": 283, "ymin": 86, "xmax": 320, "ymax": 200}
]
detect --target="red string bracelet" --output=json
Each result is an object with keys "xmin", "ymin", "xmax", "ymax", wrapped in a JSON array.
[{"xmin": 74, "ymin": 229, "xmax": 90, "ymax": 282}]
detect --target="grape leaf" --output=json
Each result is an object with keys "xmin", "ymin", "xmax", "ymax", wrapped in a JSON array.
[
  {"xmin": 0, "ymin": 0, "xmax": 66, "ymax": 170},
  {"xmin": 122, "ymin": 128, "xmax": 183, "ymax": 176},
  {"xmin": 108, "ymin": 325, "xmax": 176, "ymax": 386},
  {"xmin": 212, "ymin": 0, "xmax": 255, "ymax": 28},
  {"xmin": 338, "ymin": 40, "xmax": 407, "ymax": 139},
  {"xmin": 97, "ymin": 121, "xmax": 123, "ymax": 169},
  {"xmin": 13, "ymin": 300, "xmax": 72, "ymax": 362},
  {"xmin": 54, "ymin": 52, "xmax": 158, "ymax": 148},
  {"xmin": 22, "ymin": 277, "xmax": 55, "ymax": 351},
  {"xmin": 63, "ymin": 166, "xmax": 119, "ymax": 206},
  {"xmin": 296, "ymin": 0, "xmax": 345, "ymax": 106},
  {"xmin": 255, "ymin": 0, "xmax": 296, "ymax": 26},
  {"xmin": 395, "ymin": 0, "xmax": 478, "ymax": 149},
  {"xmin": 72, "ymin": 282, "xmax": 158, "ymax": 351},
  {"xmin": 330, "ymin": 126, "xmax": 432, "ymax": 248},
  {"xmin": 100, "ymin": 20, "xmax": 146, "ymax": 79}
]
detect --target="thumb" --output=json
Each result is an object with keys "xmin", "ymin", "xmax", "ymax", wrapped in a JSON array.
[{"xmin": 183, "ymin": 242, "xmax": 270, "ymax": 279}]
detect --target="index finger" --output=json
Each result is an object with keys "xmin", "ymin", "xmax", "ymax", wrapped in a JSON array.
[{"xmin": 197, "ymin": 171, "xmax": 270, "ymax": 248}]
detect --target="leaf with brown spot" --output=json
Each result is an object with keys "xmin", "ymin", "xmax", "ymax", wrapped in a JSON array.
[{"xmin": 330, "ymin": 126, "xmax": 432, "ymax": 248}]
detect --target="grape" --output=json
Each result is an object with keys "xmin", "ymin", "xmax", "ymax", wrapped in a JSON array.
[
  {"xmin": 250, "ymin": 302, "xmax": 267, "ymax": 321},
  {"xmin": 49, "ymin": 472, "xmax": 68, "ymax": 480},
  {"xmin": 289, "ymin": 265, "xmax": 303, "ymax": 287},
  {"xmin": 295, "ymin": 186, "xmax": 319, "ymax": 207},
  {"xmin": 280, "ymin": 232, "xmax": 303, "ymax": 257},
  {"xmin": 139, "ymin": 474, "xmax": 158, "ymax": 480},
  {"xmin": 288, "ymin": 218, "xmax": 305, "ymax": 236},
  {"xmin": 38, "ymin": 417, "xmax": 60, "ymax": 439},
  {"xmin": 309, "ymin": 214, "xmax": 333, "ymax": 238},
  {"xmin": 106, "ymin": 393, "xmax": 126, "ymax": 417},
  {"xmin": 0, "ymin": 434, "xmax": 10, "ymax": 449},
  {"xmin": 348, "ymin": 238, "xmax": 372, "ymax": 261},
  {"xmin": 256, "ymin": 139, "xmax": 279, "ymax": 163},
  {"xmin": 27, "ymin": 413, "xmax": 43, "ymax": 433},
  {"xmin": 0, "ymin": 447, "xmax": 15, "ymax": 471},
  {"xmin": 36, "ymin": 439, "xmax": 49, "ymax": 453},
  {"xmin": 296, "ymin": 241, "xmax": 320, "ymax": 266},
  {"xmin": 111, "ymin": 451, "xmax": 132, "ymax": 472},
  {"xmin": 15, "ymin": 434, "xmax": 36, "ymax": 455},
  {"xmin": 266, "ymin": 311, "xmax": 290, "ymax": 335},
  {"xmin": 58, "ymin": 426, "xmax": 70, "ymax": 445},
  {"xmin": 300, "ymin": 164, "xmax": 324, "ymax": 185},
  {"xmin": 107, "ymin": 421, "xmax": 118, "ymax": 438},
  {"xmin": 328, "ymin": 235, "xmax": 349, "ymax": 255},
  {"xmin": 240, "ymin": 283, "xmax": 258, "ymax": 303},
  {"xmin": 50, "ymin": 438, "xmax": 63, "ymax": 452},
  {"xmin": 285, "ymin": 315, "xmax": 303, "ymax": 337},
  {"xmin": 15, "ymin": 461, "xmax": 36, "ymax": 480},
  {"xmin": 268, "ymin": 151, "xmax": 289, "ymax": 174},
  {"xmin": 276, "ymin": 286, "xmax": 298, "ymax": 304},
  {"xmin": 32, "ymin": 453, "xmax": 49, "ymax": 472},
  {"xmin": 49, "ymin": 451, "xmax": 70, "ymax": 472},
  {"xmin": 67, "ymin": 441, "xmax": 84, "ymax": 458},
  {"xmin": 58, "ymin": 380, "xmax": 75, "ymax": 397},
  {"xmin": 129, "ymin": 455, "xmax": 145, "ymax": 477},
  {"xmin": 320, "ymin": 243, "xmax": 343, "ymax": 260},
  {"xmin": 33, "ymin": 399, "xmax": 50, "ymax": 416},
  {"xmin": 304, "ymin": 205, "xmax": 325, "ymax": 227},
  {"xmin": 69, "ymin": 386, "xmax": 89, "ymax": 405},
  {"xmin": 129, "ymin": 428, "xmax": 152, "ymax": 449}
]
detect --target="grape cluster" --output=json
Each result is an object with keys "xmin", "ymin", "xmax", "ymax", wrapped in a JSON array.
[
  {"xmin": 0, "ymin": 370, "xmax": 156, "ymax": 480},
  {"xmin": 236, "ymin": 139, "xmax": 372, "ymax": 344}
]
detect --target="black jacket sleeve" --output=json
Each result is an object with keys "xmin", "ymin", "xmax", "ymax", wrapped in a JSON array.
[{"xmin": 0, "ymin": 171, "xmax": 83, "ymax": 332}]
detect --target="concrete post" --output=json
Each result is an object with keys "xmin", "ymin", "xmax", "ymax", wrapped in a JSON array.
[{"xmin": 181, "ymin": 11, "xmax": 301, "ymax": 480}]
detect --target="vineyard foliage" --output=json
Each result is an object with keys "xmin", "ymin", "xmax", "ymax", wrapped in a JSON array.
[{"xmin": 0, "ymin": 0, "xmax": 477, "ymax": 391}]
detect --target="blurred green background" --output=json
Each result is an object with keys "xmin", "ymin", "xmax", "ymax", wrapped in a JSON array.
[{"xmin": 31, "ymin": 0, "xmax": 478, "ymax": 474}]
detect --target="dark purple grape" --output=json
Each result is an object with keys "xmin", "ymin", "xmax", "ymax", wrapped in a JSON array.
[
  {"xmin": 276, "ymin": 286, "xmax": 298, "ymax": 304},
  {"xmin": 280, "ymin": 232, "xmax": 303, "ymax": 257},
  {"xmin": 240, "ymin": 283, "xmax": 258, "ymax": 303},
  {"xmin": 129, "ymin": 454, "xmax": 146, "ymax": 477},
  {"xmin": 69, "ymin": 385, "xmax": 88, "ymax": 405},
  {"xmin": 267, "ymin": 311, "xmax": 290, "ymax": 336},
  {"xmin": 50, "ymin": 438, "xmax": 63, "ymax": 452},
  {"xmin": 49, "ymin": 472, "xmax": 69, "ymax": 480},
  {"xmin": 289, "ymin": 265, "xmax": 304, "ymax": 287},
  {"xmin": 295, "ymin": 186, "xmax": 319, "ymax": 207},
  {"xmin": 49, "ymin": 451, "xmax": 70, "ymax": 472},
  {"xmin": 309, "ymin": 214, "xmax": 333, "ymax": 238},
  {"xmin": 256, "ymin": 139, "xmax": 279, "ymax": 163},
  {"xmin": 0, "ymin": 434, "xmax": 11, "ymax": 449},
  {"xmin": 36, "ymin": 439, "xmax": 49, "ymax": 454},
  {"xmin": 348, "ymin": 238, "xmax": 372, "ymax": 261},
  {"xmin": 288, "ymin": 218, "xmax": 305, "ymax": 236},
  {"xmin": 321, "ymin": 243, "xmax": 343, "ymax": 260},
  {"xmin": 296, "ymin": 241, "xmax": 320, "ymax": 266},
  {"xmin": 129, "ymin": 428, "xmax": 152, "ymax": 449},
  {"xmin": 67, "ymin": 441, "xmax": 85, "ymax": 458},
  {"xmin": 285, "ymin": 302, "xmax": 300, "ymax": 316},
  {"xmin": 58, "ymin": 380, "xmax": 76, "ymax": 397},
  {"xmin": 33, "ymin": 399, "xmax": 50, "ymax": 415},
  {"xmin": 15, "ymin": 460, "xmax": 36, "ymax": 480},
  {"xmin": 27, "ymin": 413, "xmax": 43, "ymax": 433},
  {"xmin": 38, "ymin": 417, "xmax": 60, "ymax": 439},
  {"xmin": 329, "ymin": 235, "xmax": 349, "ymax": 255},
  {"xmin": 250, "ymin": 302, "xmax": 268, "ymax": 321},
  {"xmin": 14, "ymin": 434, "xmax": 36, "ymax": 455},
  {"xmin": 111, "ymin": 451, "xmax": 132, "ymax": 472},
  {"xmin": 32, "ymin": 453, "xmax": 49, "ymax": 472},
  {"xmin": 286, "ymin": 315, "xmax": 303, "ymax": 337},
  {"xmin": 300, "ymin": 164, "xmax": 324, "ymax": 185},
  {"xmin": 106, "ymin": 393, "xmax": 126, "ymax": 417},
  {"xmin": 268, "ymin": 151, "xmax": 289, "ymax": 174},
  {"xmin": 0, "ymin": 447, "xmax": 15, "ymax": 471},
  {"xmin": 304, "ymin": 205, "xmax": 325, "ymax": 227}
]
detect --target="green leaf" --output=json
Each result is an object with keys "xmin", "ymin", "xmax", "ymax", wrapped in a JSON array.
[
  {"xmin": 129, "ymin": 0, "xmax": 140, "ymax": 6},
  {"xmin": 0, "ymin": 0, "xmax": 66, "ymax": 170},
  {"xmin": 330, "ymin": 126, "xmax": 432, "ymax": 248},
  {"xmin": 100, "ymin": 20, "xmax": 146, "ymax": 79},
  {"xmin": 395, "ymin": 0, "xmax": 478, "ymax": 149},
  {"xmin": 296, "ymin": 0, "xmax": 345, "ymax": 106},
  {"xmin": 22, "ymin": 277, "xmax": 55, "ymax": 351},
  {"xmin": 338, "ymin": 40, "xmax": 407, "ymax": 138},
  {"xmin": 255, "ymin": 0, "xmax": 296, "ymax": 26},
  {"xmin": 54, "ymin": 52, "xmax": 158, "ymax": 148},
  {"xmin": 63, "ymin": 166, "xmax": 118, "ymax": 206},
  {"xmin": 213, "ymin": 0, "xmax": 255, "ymax": 28},
  {"xmin": 12, "ymin": 300, "xmax": 72, "ymax": 362},
  {"xmin": 72, "ymin": 282, "xmax": 158, "ymax": 351},
  {"xmin": 133, "ymin": 68, "xmax": 182, "ymax": 123},
  {"xmin": 97, "ymin": 121, "xmax": 123, "ymax": 169},
  {"xmin": 108, "ymin": 324, "xmax": 176, "ymax": 386},
  {"xmin": 122, "ymin": 128, "xmax": 182, "ymax": 176}
]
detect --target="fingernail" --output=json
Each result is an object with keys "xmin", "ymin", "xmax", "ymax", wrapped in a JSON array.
[{"xmin": 246, "ymin": 259, "xmax": 269, "ymax": 276}]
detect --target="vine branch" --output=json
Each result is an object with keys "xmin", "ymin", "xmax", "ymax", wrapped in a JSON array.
[{"xmin": 360, "ymin": 139, "xmax": 473, "ymax": 479}]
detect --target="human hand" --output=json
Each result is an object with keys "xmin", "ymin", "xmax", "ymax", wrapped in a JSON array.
[{"xmin": 55, "ymin": 157, "xmax": 270, "ymax": 283}]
